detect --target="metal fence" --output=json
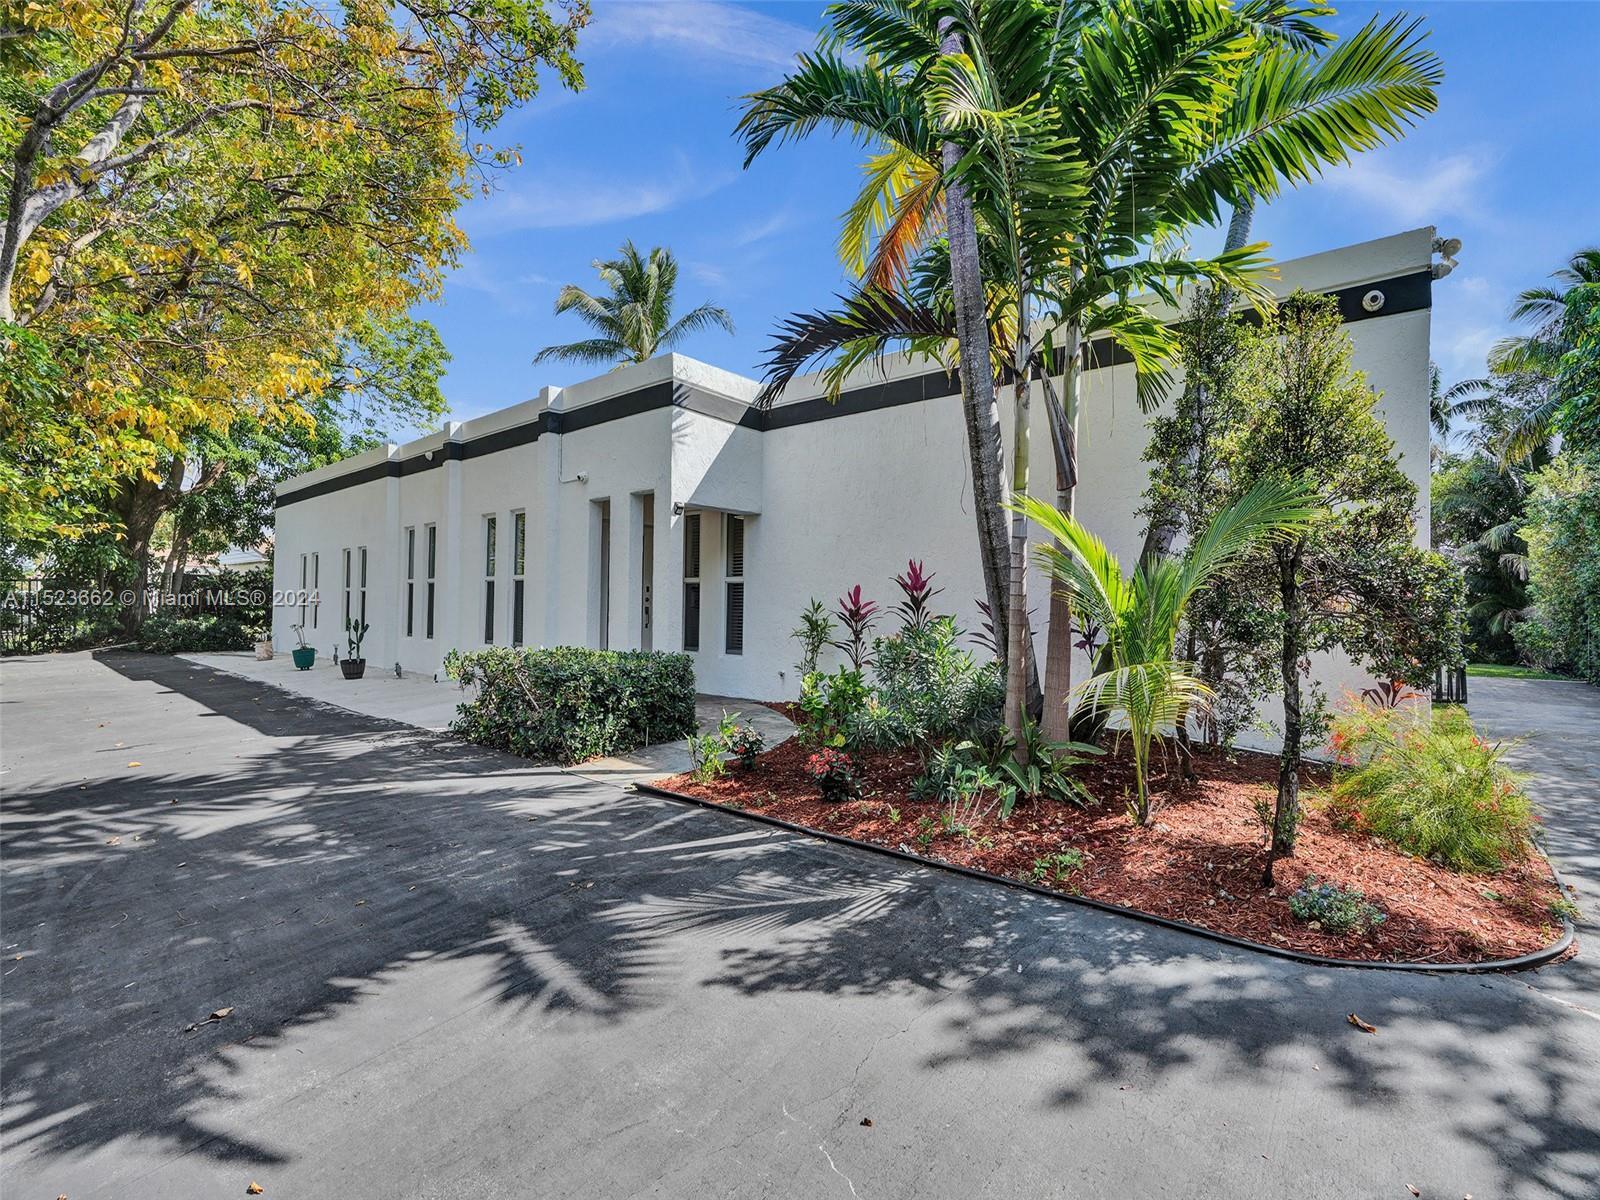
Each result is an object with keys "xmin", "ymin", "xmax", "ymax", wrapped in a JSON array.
[
  {"xmin": 1433, "ymin": 663, "xmax": 1469, "ymax": 705},
  {"xmin": 2, "ymin": 570, "xmax": 272, "ymax": 656}
]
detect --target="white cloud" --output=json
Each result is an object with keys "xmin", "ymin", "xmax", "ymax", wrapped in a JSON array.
[
  {"xmin": 588, "ymin": 0, "xmax": 815, "ymax": 72},
  {"xmin": 466, "ymin": 154, "xmax": 734, "ymax": 235},
  {"xmin": 1321, "ymin": 149, "xmax": 1497, "ymax": 226},
  {"xmin": 731, "ymin": 208, "xmax": 802, "ymax": 247}
]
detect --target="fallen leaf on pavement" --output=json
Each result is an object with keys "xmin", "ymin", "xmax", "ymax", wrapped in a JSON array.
[
  {"xmin": 1347, "ymin": 1013, "xmax": 1379, "ymax": 1034},
  {"xmin": 247, "ymin": 1183, "xmax": 264, "ymax": 1195},
  {"xmin": 106, "ymin": 837, "xmax": 121, "ymax": 846},
  {"xmin": 210, "ymin": 1007, "xmax": 234, "ymax": 1020},
  {"xmin": 1408, "ymin": 1186, "xmax": 1420, "ymax": 1197},
  {"xmin": 127, "ymin": 762, "xmax": 141, "ymax": 768},
  {"xmin": 859, "ymin": 1118, "xmax": 873, "ymax": 1127}
]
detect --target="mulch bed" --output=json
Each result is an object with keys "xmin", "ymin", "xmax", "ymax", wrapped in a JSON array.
[{"xmin": 661, "ymin": 736, "xmax": 1568, "ymax": 965}]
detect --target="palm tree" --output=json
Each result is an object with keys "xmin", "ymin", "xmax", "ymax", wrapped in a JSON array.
[
  {"xmin": 1015, "ymin": 476, "xmax": 1320, "ymax": 823},
  {"xmin": 534, "ymin": 242, "xmax": 734, "ymax": 368},
  {"xmin": 1448, "ymin": 248, "xmax": 1600, "ymax": 465},
  {"xmin": 741, "ymin": 0, "xmax": 1442, "ymax": 753}
]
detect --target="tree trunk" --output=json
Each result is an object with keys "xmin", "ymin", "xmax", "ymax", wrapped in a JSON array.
[
  {"xmin": 109, "ymin": 456, "xmax": 184, "ymax": 635},
  {"xmin": 1040, "ymin": 333, "xmax": 1079, "ymax": 744},
  {"xmin": 939, "ymin": 18, "xmax": 1012, "ymax": 679},
  {"xmin": 1263, "ymin": 540, "xmax": 1303, "ymax": 886}
]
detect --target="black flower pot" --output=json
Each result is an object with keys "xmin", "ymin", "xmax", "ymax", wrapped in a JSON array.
[{"xmin": 340, "ymin": 658, "xmax": 366, "ymax": 680}]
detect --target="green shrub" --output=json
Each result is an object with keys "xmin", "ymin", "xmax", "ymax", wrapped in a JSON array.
[
  {"xmin": 138, "ymin": 613, "xmax": 262, "ymax": 654},
  {"xmin": 870, "ymin": 617, "xmax": 1002, "ymax": 747},
  {"xmin": 446, "ymin": 646, "xmax": 696, "ymax": 765},
  {"xmin": 796, "ymin": 666, "xmax": 871, "ymax": 748},
  {"xmin": 689, "ymin": 711, "xmax": 764, "ymax": 781},
  {"xmin": 1328, "ymin": 704, "xmax": 1536, "ymax": 872},
  {"xmin": 1287, "ymin": 876, "xmax": 1387, "ymax": 934}
]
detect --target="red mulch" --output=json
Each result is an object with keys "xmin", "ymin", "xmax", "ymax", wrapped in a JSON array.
[{"xmin": 662, "ymin": 736, "xmax": 1568, "ymax": 965}]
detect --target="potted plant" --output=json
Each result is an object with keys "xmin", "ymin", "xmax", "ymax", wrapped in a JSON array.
[
  {"xmin": 341, "ymin": 616, "xmax": 370, "ymax": 679},
  {"xmin": 290, "ymin": 624, "xmax": 315, "ymax": 671}
]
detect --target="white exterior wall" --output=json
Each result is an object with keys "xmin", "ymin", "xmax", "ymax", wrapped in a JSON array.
[{"xmin": 272, "ymin": 229, "xmax": 1442, "ymax": 743}]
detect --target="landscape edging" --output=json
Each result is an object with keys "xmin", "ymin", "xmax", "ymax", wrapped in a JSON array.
[{"xmin": 631, "ymin": 781, "xmax": 1576, "ymax": 975}]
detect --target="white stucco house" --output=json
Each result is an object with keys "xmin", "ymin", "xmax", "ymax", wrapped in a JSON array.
[{"xmin": 272, "ymin": 228, "xmax": 1449, "ymax": 736}]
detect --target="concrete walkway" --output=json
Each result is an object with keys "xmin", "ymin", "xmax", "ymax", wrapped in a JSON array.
[
  {"xmin": 1469, "ymin": 675, "xmax": 1600, "ymax": 1005},
  {"xmin": 2, "ymin": 652, "xmax": 1597, "ymax": 1199},
  {"xmin": 181, "ymin": 651, "xmax": 794, "ymax": 786}
]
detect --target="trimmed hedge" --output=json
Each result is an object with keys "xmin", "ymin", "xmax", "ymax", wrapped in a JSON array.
[
  {"xmin": 138, "ymin": 613, "xmax": 263, "ymax": 654},
  {"xmin": 446, "ymin": 645, "xmax": 697, "ymax": 765}
]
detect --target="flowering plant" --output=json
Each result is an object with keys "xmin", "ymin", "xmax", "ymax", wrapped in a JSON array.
[
  {"xmin": 727, "ymin": 723, "xmax": 765, "ymax": 769},
  {"xmin": 804, "ymin": 747, "xmax": 861, "ymax": 802}
]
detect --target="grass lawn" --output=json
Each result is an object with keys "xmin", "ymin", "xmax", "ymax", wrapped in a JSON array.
[{"xmin": 1466, "ymin": 662, "xmax": 1574, "ymax": 681}]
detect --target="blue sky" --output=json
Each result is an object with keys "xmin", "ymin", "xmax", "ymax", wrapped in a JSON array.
[{"xmin": 415, "ymin": 0, "xmax": 1600, "ymax": 431}]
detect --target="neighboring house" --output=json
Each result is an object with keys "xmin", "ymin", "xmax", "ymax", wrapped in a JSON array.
[
  {"xmin": 272, "ymin": 229, "xmax": 1447, "ymax": 742},
  {"xmin": 214, "ymin": 543, "xmax": 271, "ymax": 570}
]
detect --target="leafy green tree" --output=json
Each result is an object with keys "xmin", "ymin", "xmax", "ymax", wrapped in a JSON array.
[
  {"xmin": 533, "ymin": 242, "xmax": 734, "ymax": 368},
  {"xmin": 1018, "ymin": 476, "xmax": 1318, "ymax": 824},
  {"xmin": 1517, "ymin": 450, "xmax": 1600, "ymax": 682},
  {"xmin": 1217, "ymin": 293, "xmax": 1463, "ymax": 882},
  {"xmin": 1431, "ymin": 449, "xmax": 1538, "ymax": 663},
  {"xmin": 1449, "ymin": 248, "xmax": 1600, "ymax": 465},
  {"xmin": 2, "ymin": 0, "xmax": 587, "ymax": 547},
  {"xmin": 740, "ymin": 0, "xmax": 1443, "ymax": 756}
]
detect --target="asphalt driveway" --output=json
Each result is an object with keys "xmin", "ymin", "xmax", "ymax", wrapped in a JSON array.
[{"xmin": 2, "ymin": 652, "xmax": 1597, "ymax": 1199}]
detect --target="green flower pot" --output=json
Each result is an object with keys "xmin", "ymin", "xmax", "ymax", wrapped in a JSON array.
[{"xmin": 291, "ymin": 647, "xmax": 316, "ymax": 671}]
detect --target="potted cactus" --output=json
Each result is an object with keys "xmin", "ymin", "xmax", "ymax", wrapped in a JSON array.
[
  {"xmin": 290, "ymin": 623, "xmax": 316, "ymax": 671},
  {"xmin": 341, "ymin": 616, "xmax": 370, "ymax": 679}
]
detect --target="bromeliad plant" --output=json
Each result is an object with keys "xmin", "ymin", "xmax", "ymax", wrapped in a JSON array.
[{"xmin": 1016, "ymin": 477, "xmax": 1321, "ymax": 824}]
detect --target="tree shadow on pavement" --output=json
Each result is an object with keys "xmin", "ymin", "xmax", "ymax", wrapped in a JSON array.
[{"xmin": 0, "ymin": 652, "xmax": 1594, "ymax": 1200}]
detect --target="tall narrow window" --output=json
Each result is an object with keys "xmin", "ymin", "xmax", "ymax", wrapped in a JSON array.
[
  {"xmin": 724, "ymin": 514, "xmax": 745, "ymax": 656},
  {"xmin": 483, "ymin": 515, "xmax": 497, "ymax": 644},
  {"xmin": 425, "ymin": 524, "xmax": 437, "ymax": 639},
  {"xmin": 299, "ymin": 553, "xmax": 308, "ymax": 628},
  {"xmin": 682, "ymin": 512, "xmax": 701, "ymax": 652},
  {"xmin": 311, "ymin": 552, "xmax": 320, "ymax": 629},
  {"xmin": 596, "ymin": 500, "xmax": 611, "ymax": 651},
  {"xmin": 512, "ymin": 511, "xmax": 526, "ymax": 647},
  {"xmin": 405, "ymin": 528, "xmax": 416, "ymax": 638},
  {"xmin": 342, "ymin": 548, "xmax": 352, "ymax": 630},
  {"xmin": 358, "ymin": 546, "xmax": 368, "ymax": 627}
]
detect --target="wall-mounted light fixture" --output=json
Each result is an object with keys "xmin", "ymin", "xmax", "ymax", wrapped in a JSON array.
[{"xmin": 1431, "ymin": 235, "xmax": 1462, "ymax": 281}]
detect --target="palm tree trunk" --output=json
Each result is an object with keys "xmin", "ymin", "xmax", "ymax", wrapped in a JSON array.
[
  {"xmin": 939, "ymin": 18, "xmax": 1012, "ymax": 678},
  {"xmin": 1003, "ymin": 291, "xmax": 1035, "ymax": 759},
  {"xmin": 1040, "ymin": 330, "xmax": 1079, "ymax": 744}
]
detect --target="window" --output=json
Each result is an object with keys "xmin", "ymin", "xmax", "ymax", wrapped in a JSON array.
[
  {"xmin": 724, "ymin": 514, "xmax": 745, "ymax": 655},
  {"xmin": 311, "ymin": 552, "xmax": 319, "ymax": 630},
  {"xmin": 682, "ymin": 512, "xmax": 701, "ymax": 652},
  {"xmin": 342, "ymin": 548, "xmax": 352, "ymax": 629},
  {"xmin": 425, "ymin": 524, "xmax": 437, "ymax": 639},
  {"xmin": 358, "ymin": 546, "xmax": 368, "ymax": 627},
  {"xmin": 483, "ymin": 515, "xmax": 497, "ymax": 644},
  {"xmin": 405, "ymin": 528, "xmax": 416, "ymax": 638},
  {"xmin": 299, "ymin": 553, "xmax": 308, "ymax": 628},
  {"xmin": 512, "ymin": 511, "xmax": 526, "ymax": 647}
]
